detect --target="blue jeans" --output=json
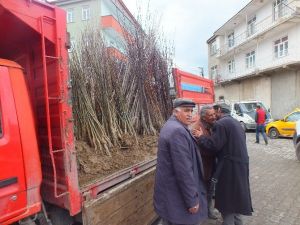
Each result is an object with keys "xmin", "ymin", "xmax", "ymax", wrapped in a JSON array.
[{"xmin": 256, "ymin": 124, "xmax": 268, "ymax": 144}]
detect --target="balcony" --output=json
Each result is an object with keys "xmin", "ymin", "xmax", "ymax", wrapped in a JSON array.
[
  {"xmin": 217, "ymin": 2, "xmax": 300, "ymax": 58},
  {"xmin": 214, "ymin": 47, "xmax": 300, "ymax": 85}
]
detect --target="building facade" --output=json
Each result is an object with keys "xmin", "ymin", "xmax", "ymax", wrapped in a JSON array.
[
  {"xmin": 207, "ymin": 0, "xmax": 300, "ymax": 118},
  {"xmin": 54, "ymin": 0, "xmax": 136, "ymax": 57}
]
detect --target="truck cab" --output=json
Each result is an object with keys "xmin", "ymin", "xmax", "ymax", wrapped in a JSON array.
[
  {"xmin": 231, "ymin": 100, "xmax": 272, "ymax": 131},
  {"xmin": 0, "ymin": 59, "xmax": 42, "ymax": 224}
]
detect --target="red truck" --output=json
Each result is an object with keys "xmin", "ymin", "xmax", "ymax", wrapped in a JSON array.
[
  {"xmin": 172, "ymin": 68, "xmax": 215, "ymax": 109},
  {"xmin": 0, "ymin": 1, "xmax": 156, "ymax": 224}
]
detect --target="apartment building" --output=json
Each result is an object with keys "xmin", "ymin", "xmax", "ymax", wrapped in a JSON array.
[
  {"xmin": 207, "ymin": 0, "xmax": 300, "ymax": 118},
  {"xmin": 54, "ymin": 0, "xmax": 136, "ymax": 57}
]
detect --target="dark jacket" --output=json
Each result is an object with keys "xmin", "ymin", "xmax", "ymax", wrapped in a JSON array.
[
  {"xmin": 154, "ymin": 116, "xmax": 208, "ymax": 224},
  {"xmin": 198, "ymin": 115, "xmax": 253, "ymax": 215}
]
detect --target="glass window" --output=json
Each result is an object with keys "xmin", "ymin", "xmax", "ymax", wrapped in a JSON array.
[
  {"xmin": 273, "ymin": 0, "xmax": 288, "ymax": 21},
  {"xmin": 228, "ymin": 59, "xmax": 235, "ymax": 73},
  {"xmin": 67, "ymin": 8, "xmax": 74, "ymax": 23},
  {"xmin": 210, "ymin": 65, "xmax": 218, "ymax": 80},
  {"xmin": 228, "ymin": 33, "xmax": 235, "ymax": 48},
  {"xmin": 274, "ymin": 36, "xmax": 288, "ymax": 58},
  {"xmin": 246, "ymin": 51, "xmax": 255, "ymax": 69},
  {"xmin": 247, "ymin": 16, "xmax": 256, "ymax": 36},
  {"xmin": 286, "ymin": 112, "xmax": 300, "ymax": 122},
  {"xmin": 210, "ymin": 41, "xmax": 217, "ymax": 55},
  {"xmin": 82, "ymin": 6, "xmax": 91, "ymax": 21}
]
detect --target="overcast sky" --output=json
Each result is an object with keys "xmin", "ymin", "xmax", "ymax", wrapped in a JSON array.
[{"xmin": 123, "ymin": 0, "xmax": 250, "ymax": 76}]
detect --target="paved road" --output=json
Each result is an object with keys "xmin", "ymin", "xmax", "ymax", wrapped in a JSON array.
[
  {"xmin": 203, "ymin": 133, "xmax": 300, "ymax": 225},
  {"xmin": 155, "ymin": 133, "xmax": 300, "ymax": 225}
]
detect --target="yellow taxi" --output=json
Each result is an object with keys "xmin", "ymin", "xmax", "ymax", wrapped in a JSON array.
[{"xmin": 266, "ymin": 108, "xmax": 300, "ymax": 139}]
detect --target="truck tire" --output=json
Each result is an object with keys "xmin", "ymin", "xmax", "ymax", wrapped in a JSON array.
[
  {"xmin": 269, "ymin": 127, "xmax": 279, "ymax": 139},
  {"xmin": 296, "ymin": 142, "xmax": 300, "ymax": 161},
  {"xmin": 48, "ymin": 208, "xmax": 73, "ymax": 225},
  {"xmin": 19, "ymin": 218, "xmax": 36, "ymax": 225}
]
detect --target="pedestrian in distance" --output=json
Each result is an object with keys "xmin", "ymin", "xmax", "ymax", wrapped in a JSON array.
[
  {"xmin": 191, "ymin": 105, "xmax": 218, "ymax": 220},
  {"xmin": 153, "ymin": 98, "xmax": 208, "ymax": 225},
  {"xmin": 255, "ymin": 104, "xmax": 268, "ymax": 145},
  {"xmin": 194, "ymin": 103, "xmax": 253, "ymax": 225}
]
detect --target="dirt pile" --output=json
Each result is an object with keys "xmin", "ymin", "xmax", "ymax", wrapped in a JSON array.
[{"xmin": 76, "ymin": 135, "xmax": 158, "ymax": 186}]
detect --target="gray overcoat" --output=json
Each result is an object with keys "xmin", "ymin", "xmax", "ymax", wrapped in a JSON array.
[{"xmin": 153, "ymin": 116, "xmax": 208, "ymax": 224}]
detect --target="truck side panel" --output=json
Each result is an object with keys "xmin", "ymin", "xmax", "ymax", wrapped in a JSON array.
[
  {"xmin": 0, "ymin": 0, "xmax": 81, "ymax": 215},
  {"xmin": 173, "ymin": 68, "xmax": 215, "ymax": 105},
  {"xmin": 83, "ymin": 168, "xmax": 157, "ymax": 225}
]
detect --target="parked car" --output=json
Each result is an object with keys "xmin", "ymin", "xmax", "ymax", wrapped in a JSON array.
[
  {"xmin": 266, "ymin": 108, "xmax": 300, "ymax": 139},
  {"xmin": 231, "ymin": 100, "xmax": 272, "ymax": 131},
  {"xmin": 293, "ymin": 120, "xmax": 300, "ymax": 161}
]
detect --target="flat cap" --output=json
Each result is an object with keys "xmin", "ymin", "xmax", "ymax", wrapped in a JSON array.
[
  {"xmin": 173, "ymin": 98, "xmax": 196, "ymax": 108},
  {"xmin": 214, "ymin": 102, "xmax": 231, "ymax": 113}
]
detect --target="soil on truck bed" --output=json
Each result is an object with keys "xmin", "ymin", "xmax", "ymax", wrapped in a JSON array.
[{"xmin": 76, "ymin": 135, "xmax": 158, "ymax": 187}]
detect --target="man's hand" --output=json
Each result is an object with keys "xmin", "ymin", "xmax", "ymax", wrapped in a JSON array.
[
  {"xmin": 188, "ymin": 203, "xmax": 199, "ymax": 214},
  {"xmin": 192, "ymin": 128, "xmax": 203, "ymax": 138}
]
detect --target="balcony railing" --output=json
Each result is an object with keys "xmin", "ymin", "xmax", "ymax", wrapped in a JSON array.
[
  {"xmin": 215, "ymin": 46, "xmax": 300, "ymax": 84},
  {"xmin": 217, "ymin": 1, "xmax": 299, "ymax": 57}
]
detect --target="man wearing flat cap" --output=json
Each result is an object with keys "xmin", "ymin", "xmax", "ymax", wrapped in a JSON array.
[
  {"xmin": 194, "ymin": 103, "xmax": 253, "ymax": 225},
  {"xmin": 154, "ymin": 98, "xmax": 208, "ymax": 225}
]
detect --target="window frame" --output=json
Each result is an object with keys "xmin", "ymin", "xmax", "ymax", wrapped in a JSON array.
[
  {"xmin": 228, "ymin": 32, "xmax": 235, "ymax": 48},
  {"xmin": 210, "ymin": 40, "xmax": 217, "ymax": 56},
  {"xmin": 247, "ymin": 15, "xmax": 256, "ymax": 36},
  {"xmin": 273, "ymin": 0, "xmax": 288, "ymax": 21},
  {"xmin": 82, "ymin": 5, "xmax": 91, "ymax": 21},
  {"xmin": 67, "ymin": 8, "xmax": 74, "ymax": 23},
  {"xmin": 228, "ymin": 59, "xmax": 235, "ymax": 73},
  {"xmin": 246, "ymin": 51, "xmax": 256, "ymax": 69},
  {"xmin": 210, "ymin": 65, "xmax": 218, "ymax": 80},
  {"xmin": 274, "ymin": 36, "xmax": 288, "ymax": 58}
]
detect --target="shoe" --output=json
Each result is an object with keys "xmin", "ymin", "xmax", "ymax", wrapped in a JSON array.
[
  {"xmin": 255, "ymin": 141, "xmax": 259, "ymax": 144},
  {"xmin": 265, "ymin": 141, "xmax": 268, "ymax": 145},
  {"xmin": 208, "ymin": 212, "xmax": 218, "ymax": 220}
]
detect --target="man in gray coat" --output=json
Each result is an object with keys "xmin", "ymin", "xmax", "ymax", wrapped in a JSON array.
[
  {"xmin": 153, "ymin": 98, "xmax": 208, "ymax": 225},
  {"xmin": 195, "ymin": 103, "xmax": 253, "ymax": 225}
]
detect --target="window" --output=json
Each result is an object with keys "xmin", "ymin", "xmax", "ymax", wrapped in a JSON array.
[
  {"xmin": 228, "ymin": 32, "xmax": 235, "ymax": 48},
  {"xmin": 211, "ymin": 65, "xmax": 218, "ymax": 80},
  {"xmin": 273, "ymin": 0, "xmax": 288, "ymax": 21},
  {"xmin": 82, "ymin": 6, "xmax": 90, "ymax": 21},
  {"xmin": 228, "ymin": 59, "xmax": 235, "ymax": 73},
  {"xmin": 286, "ymin": 112, "xmax": 300, "ymax": 122},
  {"xmin": 210, "ymin": 41, "xmax": 217, "ymax": 55},
  {"xmin": 274, "ymin": 36, "xmax": 288, "ymax": 58},
  {"xmin": 246, "ymin": 51, "xmax": 255, "ymax": 69},
  {"xmin": 67, "ymin": 8, "xmax": 74, "ymax": 23},
  {"xmin": 247, "ymin": 16, "xmax": 256, "ymax": 36}
]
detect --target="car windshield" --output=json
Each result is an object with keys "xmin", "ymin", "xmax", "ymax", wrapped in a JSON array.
[
  {"xmin": 286, "ymin": 112, "xmax": 300, "ymax": 122},
  {"xmin": 238, "ymin": 102, "xmax": 269, "ymax": 120}
]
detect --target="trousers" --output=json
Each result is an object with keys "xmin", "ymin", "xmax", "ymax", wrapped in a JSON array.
[
  {"xmin": 161, "ymin": 218, "xmax": 201, "ymax": 225},
  {"xmin": 221, "ymin": 213, "xmax": 243, "ymax": 225}
]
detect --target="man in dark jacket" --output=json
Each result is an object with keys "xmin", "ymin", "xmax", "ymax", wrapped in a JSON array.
[
  {"xmin": 153, "ymin": 98, "xmax": 208, "ymax": 225},
  {"xmin": 196, "ymin": 103, "xmax": 253, "ymax": 225}
]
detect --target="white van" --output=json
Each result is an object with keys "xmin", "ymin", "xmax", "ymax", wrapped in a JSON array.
[{"xmin": 230, "ymin": 100, "xmax": 273, "ymax": 131}]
